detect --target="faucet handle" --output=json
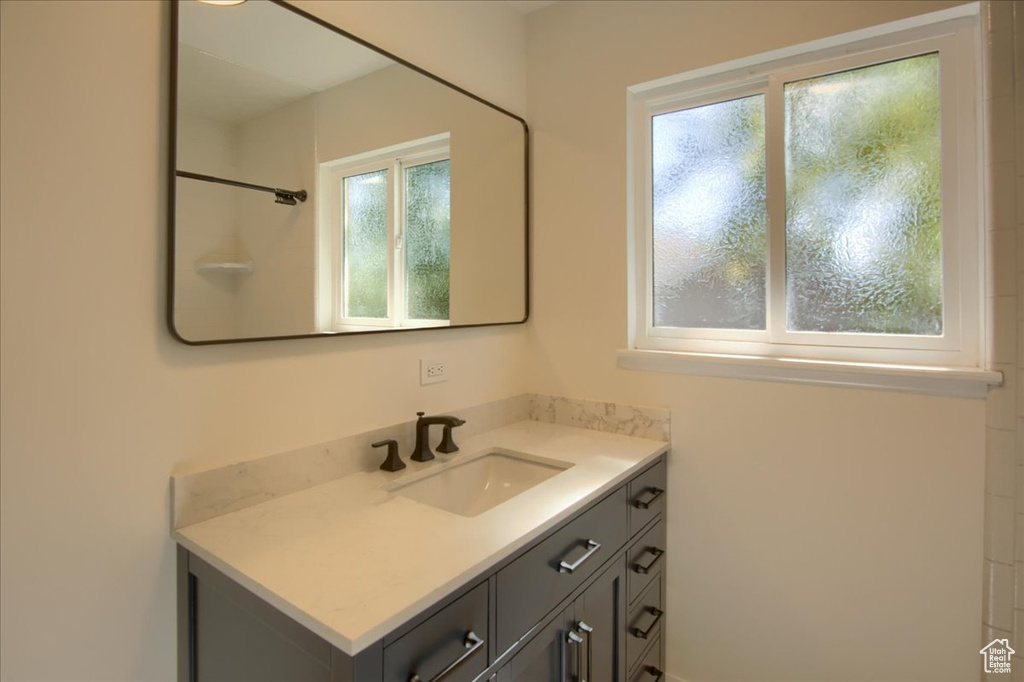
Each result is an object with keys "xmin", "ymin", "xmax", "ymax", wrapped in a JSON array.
[
  {"xmin": 373, "ymin": 439, "xmax": 406, "ymax": 472},
  {"xmin": 436, "ymin": 423, "xmax": 462, "ymax": 454}
]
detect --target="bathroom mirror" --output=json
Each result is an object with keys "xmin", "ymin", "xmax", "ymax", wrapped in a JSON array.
[{"xmin": 169, "ymin": 0, "xmax": 528, "ymax": 344}]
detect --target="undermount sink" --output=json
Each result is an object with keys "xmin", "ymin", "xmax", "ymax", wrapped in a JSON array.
[{"xmin": 386, "ymin": 450, "xmax": 573, "ymax": 517}]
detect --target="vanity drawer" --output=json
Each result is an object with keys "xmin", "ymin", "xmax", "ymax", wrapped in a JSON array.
[
  {"xmin": 629, "ymin": 636, "xmax": 664, "ymax": 682},
  {"xmin": 383, "ymin": 581, "xmax": 489, "ymax": 682},
  {"xmin": 496, "ymin": 487, "xmax": 628, "ymax": 653},
  {"xmin": 629, "ymin": 459, "xmax": 666, "ymax": 536},
  {"xmin": 627, "ymin": 519, "xmax": 665, "ymax": 604},
  {"xmin": 626, "ymin": 577, "xmax": 663, "ymax": 673}
]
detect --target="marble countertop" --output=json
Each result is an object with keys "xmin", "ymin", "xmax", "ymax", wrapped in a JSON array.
[{"xmin": 172, "ymin": 420, "xmax": 668, "ymax": 656}]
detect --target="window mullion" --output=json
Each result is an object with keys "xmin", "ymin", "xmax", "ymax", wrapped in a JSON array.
[
  {"xmin": 766, "ymin": 75, "xmax": 787, "ymax": 344},
  {"xmin": 642, "ymin": 103, "xmax": 656, "ymax": 345},
  {"xmin": 337, "ymin": 174, "xmax": 348, "ymax": 321},
  {"xmin": 389, "ymin": 162, "xmax": 400, "ymax": 327}
]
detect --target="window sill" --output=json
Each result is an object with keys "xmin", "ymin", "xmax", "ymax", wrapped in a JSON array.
[{"xmin": 616, "ymin": 348, "xmax": 1002, "ymax": 398}]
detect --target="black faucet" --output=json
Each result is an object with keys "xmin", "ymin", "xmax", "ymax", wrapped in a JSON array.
[{"xmin": 410, "ymin": 412, "xmax": 466, "ymax": 462}]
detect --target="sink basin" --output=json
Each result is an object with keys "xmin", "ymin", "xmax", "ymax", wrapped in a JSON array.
[{"xmin": 386, "ymin": 450, "xmax": 572, "ymax": 517}]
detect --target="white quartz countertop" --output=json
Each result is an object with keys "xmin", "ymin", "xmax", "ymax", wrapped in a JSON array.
[{"xmin": 172, "ymin": 420, "xmax": 668, "ymax": 656}]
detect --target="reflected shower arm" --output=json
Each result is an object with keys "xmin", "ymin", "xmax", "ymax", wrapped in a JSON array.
[{"xmin": 176, "ymin": 170, "xmax": 307, "ymax": 205}]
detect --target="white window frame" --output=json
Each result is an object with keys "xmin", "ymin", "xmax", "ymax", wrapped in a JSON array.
[
  {"xmin": 317, "ymin": 134, "xmax": 451, "ymax": 331},
  {"xmin": 624, "ymin": 5, "xmax": 996, "ymax": 392}
]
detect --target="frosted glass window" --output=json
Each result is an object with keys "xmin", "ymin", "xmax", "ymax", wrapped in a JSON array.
[
  {"xmin": 632, "ymin": 15, "xmax": 980, "ymax": 369},
  {"xmin": 404, "ymin": 160, "xmax": 451, "ymax": 320},
  {"xmin": 343, "ymin": 169, "xmax": 389, "ymax": 319},
  {"xmin": 785, "ymin": 53, "xmax": 942, "ymax": 335},
  {"xmin": 328, "ymin": 139, "xmax": 450, "ymax": 328},
  {"xmin": 652, "ymin": 95, "xmax": 766, "ymax": 329}
]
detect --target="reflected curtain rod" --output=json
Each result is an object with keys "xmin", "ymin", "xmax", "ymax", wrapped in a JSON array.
[{"xmin": 176, "ymin": 170, "xmax": 307, "ymax": 206}]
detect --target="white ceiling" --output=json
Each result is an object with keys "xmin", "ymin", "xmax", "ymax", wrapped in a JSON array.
[
  {"xmin": 178, "ymin": 0, "xmax": 393, "ymax": 124},
  {"xmin": 178, "ymin": 0, "xmax": 558, "ymax": 125}
]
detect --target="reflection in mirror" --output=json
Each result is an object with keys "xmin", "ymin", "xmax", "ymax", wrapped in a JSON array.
[{"xmin": 171, "ymin": 0, "xmax": 527, "ymax": 343}]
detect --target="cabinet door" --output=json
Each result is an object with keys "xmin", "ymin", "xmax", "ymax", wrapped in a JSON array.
[
  {"xmin": 497, "ymin": 605, "xmax": 576, "ymax": 682},
  {"xmin": 573, "ymin": 560, "xmax": 626, "ymax": 682},
  {"xmin": 188, "ymin": 554, "xmax": 333, "ymax": 682}
]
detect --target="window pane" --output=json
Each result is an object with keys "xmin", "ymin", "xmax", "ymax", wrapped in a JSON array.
[
  {"xmin": 785, "ymin": 53, "xmax": 942, "ymax": 335},
  {"xmin": 343, "ymin": 169, "xmax": 389, "ymax": 318},
  {"xmin": 652, "ymin": 95, "xmax": 767, "ymax": 330},
  {"xmin": 405, "ymin": 160, "xmax": 450, "ymax": 320}
]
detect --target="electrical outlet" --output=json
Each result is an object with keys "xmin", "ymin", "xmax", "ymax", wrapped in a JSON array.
[{"xmin": 420, "ymin": 358, "xmax": 447, "ymax": 385}]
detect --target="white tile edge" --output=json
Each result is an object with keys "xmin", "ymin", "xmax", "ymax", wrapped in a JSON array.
[{"xmin": 617, "ymin": 348, "xmax": 1003, "ymax": 399}]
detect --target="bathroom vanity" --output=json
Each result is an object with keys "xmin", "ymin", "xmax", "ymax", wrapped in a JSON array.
[{"xmin": 173, "ymin": 418, "xmax": 668, "ymax": 682}]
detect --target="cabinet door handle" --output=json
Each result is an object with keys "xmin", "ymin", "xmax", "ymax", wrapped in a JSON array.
[
  {"xmin": 558, "ymin": 540, "xmax": 601, "ymax": 574},
  {"xmin": 630, "ymin": 606, "xmax": 663, "ymax": 640},
  {"xmin": 408, "ymin": 631, "xmax": 484, "ymax": 682},
  {"xmin": 566, "ymin": 630, "xmax": 584, "ymax": 682},
  {"xmin": 632, "ymin": 487, "xmax": 664, "ymax": 510},
  {"xmin": 644, "ymin": 665, "xmax": 665, "ymax": 682},
  {"xmin": 633, "ymin": 547, "xmax": 664, "ymax": 575},
  {"xmin": 576, "ymin": 622, "xmax": 593, "ymax": 682}
]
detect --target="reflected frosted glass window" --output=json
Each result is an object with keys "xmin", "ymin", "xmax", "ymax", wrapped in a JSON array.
[
  {"xmin": 785, "ymin": 53, "xmax": 942, "ymax": 335},
  {"xmin": 343, "ymin": 169, "xmax": 388, "ymax": 318},
  {"xmin": 404, "ymin": 160, "xmax": 450, "ymax": 320},
  {"xmin": 652, "ymin": 95, "xmax": 766, "ymax": 329}
]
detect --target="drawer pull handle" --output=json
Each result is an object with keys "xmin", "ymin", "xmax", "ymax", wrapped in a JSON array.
[
  {"xmin": 558, "ymin": 539, "xmax": 602, "ymax": 574},
  {"xmin": 408, "ymin": 631, "xmax": 484, "ymax": 682},
  {"xmin": 566, "ymin": 631, "xmax": 584, "ymax": 682},
  {"xmin": 631, "ymin": 606, "xmax": 663, "ymax": 640},
  {"xmin": 577, "ymin": 621, "xmax": 594, "ymax": 682},
  {"xmin": 633, "ymin": 547, "xmax": 664, "ymax": 575},
  {"xmin": 633, "ymin": 487, "xmax": 664, "ymax": 510},
  {"xmin": 644, "ymin": 665, "xmax": 665, "ymax": 682}
]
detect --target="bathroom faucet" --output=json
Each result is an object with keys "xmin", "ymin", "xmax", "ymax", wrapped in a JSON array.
[{"xmin": 411, "ymin": 412, "xmax": 466, "ymax": 462}]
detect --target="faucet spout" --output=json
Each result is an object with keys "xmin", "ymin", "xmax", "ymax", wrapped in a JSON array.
[{"xmin": 410, "ymin": 412, "xmax": 466, "ymax": 461}]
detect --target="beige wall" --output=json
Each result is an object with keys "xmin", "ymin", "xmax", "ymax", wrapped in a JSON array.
[
  {"xmin": 0, "ymin": 1, "xmax": 527, "ymax": 680},
  {"xmin": 525, "ymin": 1, "xmax": 985, "ymax": 680}
]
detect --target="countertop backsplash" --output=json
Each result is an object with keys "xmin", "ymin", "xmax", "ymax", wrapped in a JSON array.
[
  {"xmin": 529, "ymin": 393, "xmax": 670, "ymax": 441},
  {"xmin": 171, "ymin": 393, "xmax": 670, "ymax": 528}
]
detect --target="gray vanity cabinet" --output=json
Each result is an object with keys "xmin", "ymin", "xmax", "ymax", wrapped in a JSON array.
[
  {"xmin": 575, "ymin": 560, "xmax": 626, "ymax": 682},
  {"xmin": 629, "ymin": 638, "xmax": 664, "ymax": 682},
  {"xmin": 495, "ymin": 604, "xmax": 574, "ymax": 682},
  {"xmin": 497, "ymin": 560, "xmax": 624, "ymax": 682},
  {"xmin": 494, "ymin": 487, "xmax": 627, "ymax": 653},
  {"xmin": 383, "ymin": 582, "xmax": 489, "ymax": 682},
  {"xmin": 178, "ymin": 455, "xmax": 667, "ymax": 682}
]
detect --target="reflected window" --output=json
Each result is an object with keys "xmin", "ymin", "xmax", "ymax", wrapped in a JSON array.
[{"xmin": 321, "ymin": 136, "xmax": 450, "ymax": 329}]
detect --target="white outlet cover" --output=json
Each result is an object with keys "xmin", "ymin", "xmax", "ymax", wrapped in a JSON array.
[{"xmin": 420, "ymin": 358, "xmax": 447, "ymax": 385}]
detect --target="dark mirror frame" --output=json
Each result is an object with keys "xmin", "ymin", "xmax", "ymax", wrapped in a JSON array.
[{"xmin": 167, "ymin": 0, "xmax": 529, "ymax": 345}]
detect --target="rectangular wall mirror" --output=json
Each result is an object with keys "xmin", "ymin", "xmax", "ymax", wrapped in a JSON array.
[{"xmin": 169, "ymin": 0, "xmax": 528, "ymax": 344}]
